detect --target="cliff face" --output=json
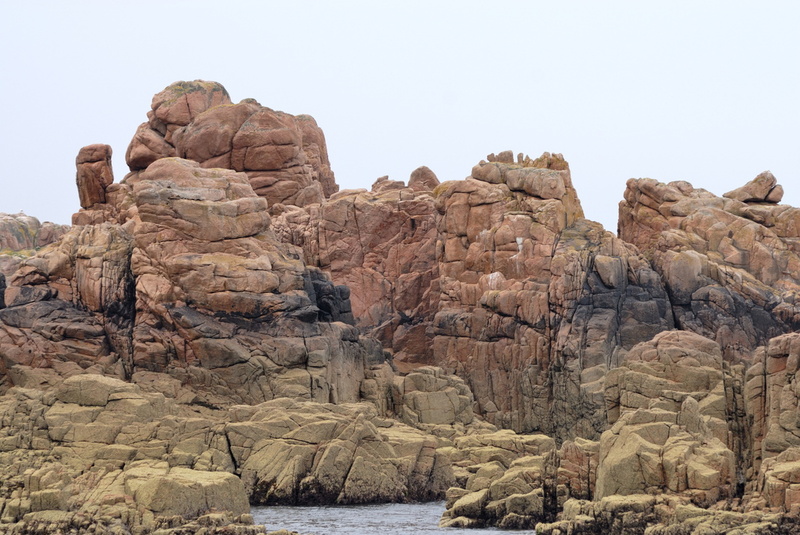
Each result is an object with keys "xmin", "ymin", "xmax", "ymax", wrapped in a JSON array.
[
  {"xmin": 2, "ymin": 80, "xmax": 800, "ymax": 534},
  {"xmin": 620, "ymin": 174, "xmax": 800, "ymax": 361}
]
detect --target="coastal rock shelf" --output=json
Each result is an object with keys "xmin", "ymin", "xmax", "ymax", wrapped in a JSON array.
[{"xmin": 1, "ymin": 80, "xmax": 799, "ymax": 534}]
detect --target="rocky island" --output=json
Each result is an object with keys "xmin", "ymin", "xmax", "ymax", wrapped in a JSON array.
[{"xmin": 1, "ymin": 80, "xmax": 799, "ymax": 534}]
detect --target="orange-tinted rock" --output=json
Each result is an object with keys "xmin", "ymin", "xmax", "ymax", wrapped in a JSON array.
[
  {"xmin": 126, "ymin": 81, "xmax": 337, "ymax": 209},
  {"xmin": 76, "ymin": 144, "xmax": 114, "ymax": 209},
  {"xmin": 1, "ymin": 156, "xmax": 384, "ymax": 407},
  {"xmin": 432, "ymin": 153, "xmax": 672, "ymax": 439},
  {"xmin": 272, "ymin": 174, "xmax": 440, "ymax": 372},
  {"xmin": 408, "ymin": 166, "xmax": 440, "ymax": 192}
]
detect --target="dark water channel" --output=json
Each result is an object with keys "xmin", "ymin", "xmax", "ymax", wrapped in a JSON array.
[{"xmin": 252, "ymin": 501, "xmax": 532, "ymax": 534}]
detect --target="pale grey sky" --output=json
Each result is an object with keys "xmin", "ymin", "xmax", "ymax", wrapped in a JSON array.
[{"xmin": 1, "ymin": 1, "xmax": 798, "ymax": 233}]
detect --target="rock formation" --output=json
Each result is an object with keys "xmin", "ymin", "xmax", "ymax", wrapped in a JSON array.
[
  {"xmin": 0, "ymin": 213, "xmax": 69, "ymax": 277},
  {"xmin": 2, "ymin": 80, "xmax": 800, "ymax": 534},
  {"xmin": 271, "ymin": 172, "xmax": 440, "ymax": 372},
  {"xmin": 619, "ymin": 175, "xmax": 800, "ymax": 361}
]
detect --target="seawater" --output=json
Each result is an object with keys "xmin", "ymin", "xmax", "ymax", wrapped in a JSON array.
[{"xmin": 252, "ymin": 502, "xmax": 532, "ymax": 534}]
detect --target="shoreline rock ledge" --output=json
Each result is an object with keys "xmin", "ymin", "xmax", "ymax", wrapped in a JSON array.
[{"xmin": 1, "ymin": 80, "xmax": 800, "ymax": 534}]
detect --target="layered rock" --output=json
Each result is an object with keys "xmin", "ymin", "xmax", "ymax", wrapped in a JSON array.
[
  {"xmin": 619, "ymin": 174, "xmax": 800, "ymax": 360},
  {"xmin": 745, "ymin": 333, "xmax": 800, "ymax": 513},
  {"xmin": 231, "ymin": 398, "xmax": 453, "ymax": 505},
  {"xmin": 439, "ymin": 430, "xmax": 558, "ymax": 529},
  {"xmin": 599, "ymin": 331, "xmax": 741, "ymax": 506},
  {"xmin": 2, "ymin": 156, "xmax": 385, "ymax": 410},
  {"xmin": 0, "ymin": 372, "xmax": 454, "ymax": 533},
  {"xmin": 4, "ymin": 80, "xmax": 800, "ymax": 534}
]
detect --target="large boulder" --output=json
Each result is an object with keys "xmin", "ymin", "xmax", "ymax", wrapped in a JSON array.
[
  {"xmin": 125, "ymin": 80, "xmax": 337, "ymax": 209},
  {"xmin": 227, "ymin": 398, "xmax": 453, "ymax": 504},
  {"xmin": 76, "ymin": 144, "xmax": 114, "ymax": 209}
]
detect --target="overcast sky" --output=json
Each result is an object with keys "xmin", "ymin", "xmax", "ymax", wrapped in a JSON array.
[{"xmin": 1, "ymin": 1, "xmax": 798, "ymax": 233}]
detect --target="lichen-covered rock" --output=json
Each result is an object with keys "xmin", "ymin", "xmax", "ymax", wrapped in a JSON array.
[
  {"xmin": 76, "ymin": 144, "xmax": 114, "ymax": 209},
  {"xmin": 0, "ymin": 213, "xmax": 69, "ymax": 277}
]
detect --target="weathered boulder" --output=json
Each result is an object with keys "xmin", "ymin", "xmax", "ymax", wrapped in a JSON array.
[
  {"xmin": 76, "ymin": 144, "xmax": 114, "ymax": 209},
  {"xmin": 229, "ymin": 398, "xmax": 453, "ymax": 505},
  {"xmin": 125, "ymin": 464, "xmax": 249, "ymax": 518},
  {"xmin": 393, "ymin": 366, "xmax": 474, "ymax": 431},
  {"xmin": 126, "ymin": 80, "xmax": 337, "ymax": 209},
  {"xmin": 439, "ymin": 430, "xmax": 558, "ymax": 529},
  {"xmin": 724, "ymin": 171, "xmax": 784, "ymax": 204}
]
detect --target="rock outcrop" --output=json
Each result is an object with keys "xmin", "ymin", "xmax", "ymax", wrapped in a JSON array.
[
  {"xmin": 431, "ymin": 153, "xmax": 673, "ymax": 439},
  {"xmin": 3, "ymin": 155, "xmax": 384, "ymax": 411},
  {"xmin": 0, "ymin": 373, "xmax": 455, "ymax": 533},
  {"xmin": 3, "ymin": 80, "xmax": 800, "ymax": 534},
  {"xmin": 0, "ymin": 213, "xmax": 69, "ymax": 277},
  {"xmin": 76, "ymin": 144, "xmax": 114, "ymax": 209},
  {"xmin": 619, "ymin": 175, "xmax": 800, "ymax": 361},
  {"xmin": 272, "ymin": 172, "xmax": 440, "ymax": 372},
  {"xmin": 126, "ymin": 80, "xmax": 336, "ymax": 210}
]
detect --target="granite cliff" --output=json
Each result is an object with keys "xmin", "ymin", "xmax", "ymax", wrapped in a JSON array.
[{"xmin": 1, "ymin": 80, "xmax": 799, "ymax": 534}]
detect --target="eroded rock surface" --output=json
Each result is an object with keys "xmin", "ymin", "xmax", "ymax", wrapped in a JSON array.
[
  {"xmin": 272, "ymin": 172, "xmax": 440, "ymax": 372},
  {"xmin": 3, "ymin": 80, "xmax": 800, "ymax": 534},
  {"xmin": 620, "ymin": 175, "xmax": 800, "ymax": 360},
  {"xmin": 0, "ymin": 213, "xmax": 69, "ymax": 277},
  {"xmin": 125, "ymin": 80, "xmax": 336, "ymax": 209}
]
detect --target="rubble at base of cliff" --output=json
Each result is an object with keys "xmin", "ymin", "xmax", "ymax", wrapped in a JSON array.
[{"xmin": 2, "ymin": 80, "xmax": 800, "ymax": 534}]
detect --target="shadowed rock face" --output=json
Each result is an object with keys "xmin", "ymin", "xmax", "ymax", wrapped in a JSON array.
[{"xmin": 619, "ymin": 176, "xmax": 800, "ymax": 361}]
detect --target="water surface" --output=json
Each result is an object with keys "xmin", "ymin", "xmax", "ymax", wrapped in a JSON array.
[{"xmin": 252, "ymin": 501, "xmax": 532, "ymax": 534}]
